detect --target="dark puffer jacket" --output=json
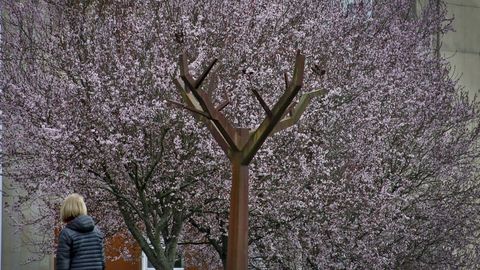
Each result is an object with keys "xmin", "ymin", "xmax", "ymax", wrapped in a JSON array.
[{"xmin": 56, "ymin": 215, "xmax": 105, "ymax": 270}]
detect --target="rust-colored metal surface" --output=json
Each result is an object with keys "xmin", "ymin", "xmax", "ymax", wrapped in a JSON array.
[{"xmin": 171, "ymin": 51, "xmax": 325, "ymax": 270}]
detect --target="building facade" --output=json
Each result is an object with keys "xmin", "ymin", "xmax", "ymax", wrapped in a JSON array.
[{"xmin": 440, "ymin": 0, "xmax": 480, "ymax": 97}]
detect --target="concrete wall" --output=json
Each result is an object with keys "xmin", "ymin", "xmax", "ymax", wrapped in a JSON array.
[
  {"xmin": 441, "ymin": 0, "xmax": 480, "ymax": 96},
  {"xmin": 1, "ymin": 182, "xmax": 53, "ymax": 270}
]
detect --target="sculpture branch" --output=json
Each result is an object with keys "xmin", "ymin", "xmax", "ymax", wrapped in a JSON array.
[
  {"xmin": 272, "ymin": 89, "xmax": 327, "ymax": 134},
  {"xmin": 176, "ymin": 55, "xmax": 240, "ymax": 152},
  {"xmin": 179, "ymin": 54, "xmax": 212, "ymax": 114},
  {"xmin": 285, "ymin": 101, "xmax": 297, "ymax": 116},
  {"xmin": 216, "ymin": 100, "xmax": 230, "ymax": 112},
  {"xmin": 250, "ymin": 88, "xmax": 272, "ymax": 118},
  {"xmin": 195, "ymin": 59, "xmax": 218, "ymax": 89},
  {"xmin": 173, "ymin": 79, "xmax": 231, "ymax": 154},
  {"xmin": 241, "ymin": 51, "xmax": 305, "ymax": 164},
  {"xmin": 167, "ymin": 99, "xmax": 213, "ymax": 120},
  {"xmin": 284, "ymin": 72, "xmax": 289, "ymax": 89}
]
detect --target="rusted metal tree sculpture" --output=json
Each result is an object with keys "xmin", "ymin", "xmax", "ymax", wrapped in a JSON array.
[{"xmin": 171, "ymin": 51, "xmax": 325, "ymax": 270}]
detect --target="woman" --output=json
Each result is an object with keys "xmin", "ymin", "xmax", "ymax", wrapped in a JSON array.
[{"xmin": 56, "ymin": 193, "xmax": 105, "ymax": 270}]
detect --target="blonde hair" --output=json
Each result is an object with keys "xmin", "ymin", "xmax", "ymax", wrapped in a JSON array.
[{"xmin": 60, "ymin": 193, "xmax": 87, "ymax": 222}]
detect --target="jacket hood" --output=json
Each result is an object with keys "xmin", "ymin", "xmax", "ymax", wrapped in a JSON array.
[{"xmin": 66, "ymin": 215, "xmax": 95, "ymax": 233}]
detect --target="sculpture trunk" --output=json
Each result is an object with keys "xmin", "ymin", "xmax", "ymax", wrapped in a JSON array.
[{"xmin": 226, "ymin": 154, "xmax": 249, "ymax": 270}]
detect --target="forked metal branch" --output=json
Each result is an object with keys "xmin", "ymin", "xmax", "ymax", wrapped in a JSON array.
[
  {"xmin": 241, "ymin": 51, "xmax": 306, "ymax": 164},
  {"xmin": 178, "ymin": 54, "xmax": 239, "ymax": 152}
]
